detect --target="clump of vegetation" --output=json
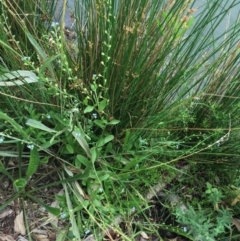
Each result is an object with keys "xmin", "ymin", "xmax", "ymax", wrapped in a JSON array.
[{"xmin": 0, "ymin": 0, "xmax": 240, "ymax": 240}]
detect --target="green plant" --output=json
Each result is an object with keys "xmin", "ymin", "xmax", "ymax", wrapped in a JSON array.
[
  {"xmin": 0, "ymin": 0, "xmax": 240, "ymax": 239},
  {"xmin": 175, "ymin": 203, "xmax": 232, "ymax": 241},
  {"xmin": 174, "ymin": 182, "xmax": 233, "ymax": 241}
]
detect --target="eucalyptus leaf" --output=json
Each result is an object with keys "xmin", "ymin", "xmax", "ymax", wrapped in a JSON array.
[
  {"xmin": 0, "ymin": 70, "xmax": 38, "ymax": 86},
  {"xmin": 26, "ymin": 119, "xmax": 57, "ymax": 133}
]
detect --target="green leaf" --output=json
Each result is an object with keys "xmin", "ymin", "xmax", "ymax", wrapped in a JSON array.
[
  {"xmin": 0, "ymin": 40, "xmax": 22, "ymax": 57},
  {"xmin": 26, "ymin": 119, "xmax": 57, "ymax": 133},
  {"xmin": 98, "ymin": 99, "xmax": 107, "ymax": 112},
  {"xmin": 76, "ymin": 154, "xmax": 90, "ymax": 167},
  {"xmin": 98, "ymin": 173, "xmax": 110, "ymax": 181},
  {"xmin": 66, "ymin": 144, "xmax": 74, "ymax": 154},
  {"xmin": 121, "ymin": 157, "xmax": 144, "ymax": 172},
  {"xmin": 0, "ymin": 163, "xmax": 14, "ymax": 182},
  {"xmin": 39, "ymin": 54, "xmax": 60, "ymax": 76},
  {"xmin": 25, "ymin": 30, "xmax": 55, "ymax": 78},
  {"xmin": 84, "ymin": 106, "xmax": 94, "ymax": 113},
  {"xmin": 26, "ymin": 147, "xmax": 39, "ymax": 178},
  {"xmin": 0, "ymin": 193, "xmax": 20, "ymax": 212},
  {"xmin": 90, "ymin": 147, "xmax": 97, "ymax": 163},
  {"xmin": 0, "ymin": 111, "xmax": 27, "ymax": 138},
  {"xmin": 40, "ymin": 139, "xmax": 60, "ymax": 149},
  {"xmin": 14, "ymin": 178, "xmax": 27, "ymax": 191},
  {"xmin": 71, "ymin": 130, "xmax": 91, "ymax": 157},
  {"xmin": 108, "ymin": 119, "xmax": 120, "ymax": 125},
  {"xmin": 40, "ymin": 157, "xmax": 49, "ymax": 164},
  {"xmin": 91, "ymin": 84, "xmax": 97, "ymax": 91},
  {"xmin": 97, "ymin": 135, "xmax": 114, "ymax": 148},
  {"xmin": 94, "ymin": 119, "xmax": 106, "ymax": 129},
  {"xmin": 62, "ymin": 181, "xmax": 81, "ymax": 239},
  {"xmin": 187, "ymin": 16, "xmax": 194, "ymax": 28}
]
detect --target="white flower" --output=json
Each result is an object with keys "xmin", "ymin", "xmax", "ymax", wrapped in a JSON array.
[
  {"xmin": 92, "ymin": 113, "xmax": 98, "ymax": 119},
  {"xmin": 21, "ymin": 56, "xmax": 30, "ymax": 62},
  {"xmin": 75, "ymin": 132, "xmax": 81, "ymax": 137},
  {"xmin": 98, "ymin": 187, "xmax": 103, "ymax": 193},
  {"xmin": 0, "ymin": 137, "xmax": 4, "ymax": 143},
  {"xmin": 27, "ymin": 144, "xmax": 34, "ymax": 150},
  {"xmin": 131, "ymin": 207, "xmax": 136, "ymax": 212},
  {"xmin": 51, "ymin": 22, "xmax": 59, "ymax": 28},
  {"xmin": 60, "ymin": 212, "xmax": 67, "ymax": 219}
]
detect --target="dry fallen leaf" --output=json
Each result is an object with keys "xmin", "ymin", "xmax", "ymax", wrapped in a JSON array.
[
  {"xmin": 232, "ymin": 218, "xmax": 240, "ymax": 231},
  {"xmin": 140, "ymin": 231, "xmax": 149, "ymax": 239},
  {"xmin": 14, "ymin": 210, "xmax": 26, "ymax": 235},
  {"xmin": 84, "ymin": 235, "xmax": 95, "ymax": 241},
  {"xmin": 0, "ymin": 234, "xmax": 15, "ymax": 241},
  {"xmin": 32, "ymin": 234, "xmax": 49, "ymax": 241},
  {"xmin": 0, "ymin": 208, "xmax": 13, "ymax": 219},
  {"xmin": 231, "ymin": 197, "xmax": 240, "ymax": 206},
  {"xmin": 18, "ymin": 236, "xmax": 28, "ymax": 241}
]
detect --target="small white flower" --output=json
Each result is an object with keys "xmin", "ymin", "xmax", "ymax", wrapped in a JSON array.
[
  {"xmin": 75, "ymin": 132, "xmax": 81, "ymax": 137},
  {"xmin": 92, "ymin": 113, "xmax": 98, "ymax": 119},
  {"xmin": 60, "ymin": 212, "xmax": 67, "ymax": 219},
  {"xmin": 85, "ymin": 229, "xmax": 91, "ymax": 235},
  {"xmin": 131, "ymin": 207, "xmax": 136, "ymax": 212},
  {"xmin": 51, "ymin": 22, "xmax": 59, "ymax": 28},
  {"xmin": 46, "ymin": 114, "xmax": 51, "ymax": 119},
  {"xmin": 183, "ymin": 226, "xmax": 187, "ymax": 232},
  {"xmin": 27, "ymin": 144, "xmax": 34, "ymax": 150},
  {"xmin": 98, "ymin": 187, "xmax": 103, "ymax": 193},
  {"xmin": 92, "ymin": 74, "xmax": 97, "ymax": 80},
  {"xmin": 0, "ymin": 137, "xmax": 4, "ymax": 143},
  {"xmin": 21, "ymin": 56, "xmax": 30, "ymax": 62}
]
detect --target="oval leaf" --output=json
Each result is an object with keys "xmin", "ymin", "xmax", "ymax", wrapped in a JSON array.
[
  {"xmin": 98, "ymin": 99, "xmax": 107, "ymax": 112},
  {"xmin": 108, "ymin": 119, "xmax": 120, "ymax": 125},
  {"xmin": 97, "ymin": 135, "xmax": 114, "ymax": 147},
  {"xmin": 90, "ymin": 147, "xmax": 97, "ymax": 163},
  {"xmin": 84, "ymin": 106, "xmax": 94, "ymax": 113}
]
